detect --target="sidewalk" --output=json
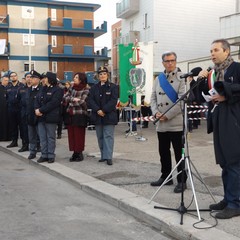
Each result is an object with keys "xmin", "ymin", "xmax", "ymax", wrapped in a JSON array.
[{"xmin": 1, "ymin": 121, "xmax": 240, "ymax": 240}]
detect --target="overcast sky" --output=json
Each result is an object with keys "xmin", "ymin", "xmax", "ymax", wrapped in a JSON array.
[{"xmin": 57, "ymin": 0, "xmax": 120, "ymax": 49}]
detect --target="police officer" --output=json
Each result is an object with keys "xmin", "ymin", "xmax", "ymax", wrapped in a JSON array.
[
  {"xmin": 26, "ymin": 70, "xmax": 42, "ymax": 159},
  {"xmin": 35, "ymin": 72, "xmax": 64, "ymax": 163},
  {"xmin": 17, "ymin": 72, "xmax": 32, "ymax": 152},
  {"xmin": 6, "ymin": 72, "xmax": 24, "ymax": 148}
]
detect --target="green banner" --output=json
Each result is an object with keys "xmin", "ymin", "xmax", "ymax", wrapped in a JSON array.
[{"xmin": 119, "ymin": 43, "xmax": 136, "ymax": 105}]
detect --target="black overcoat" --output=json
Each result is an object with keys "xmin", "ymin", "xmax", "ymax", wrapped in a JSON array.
[
  {"xmin": 0, "ymin": 84, "xmax": 10, "ymax": 140},
  {"xmin": 210, "ymin": 62, "xmax": 240, "ymax": 167}
]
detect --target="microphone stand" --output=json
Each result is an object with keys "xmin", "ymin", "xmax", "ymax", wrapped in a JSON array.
[{"xmin": 149, "ymin": 76, "xmax": 215, "ymax": 225}]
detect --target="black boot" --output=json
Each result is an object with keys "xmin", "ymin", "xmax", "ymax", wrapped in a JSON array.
[
  {"xmin": 7, "ymin": 140, "xmax": 18, "ymax": 148},
  {"xmin": 70, "ymin": 152, "xmax": 84, "ymax": 162},
  {"xmin": 18, "ymin": 144, "xmax": 29, "ymax": 152},
  {"xmin": 75, "ymin": 152, "xmax": 84, "ymax": 161},
  {"xmin": 69, "ymin": 152, "xmax": 78, "ymax": 162}
]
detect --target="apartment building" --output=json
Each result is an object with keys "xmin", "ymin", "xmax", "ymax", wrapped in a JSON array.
[{"xmin": 0, "ymin": 0, "xmax": 109, "ymax": 81}]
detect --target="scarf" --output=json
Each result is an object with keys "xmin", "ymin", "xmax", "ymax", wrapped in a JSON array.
[
  {"xmin": 73, "ymin": 82, "xmax": 86, "ymax": 91},
  {"xmin": 214, "ymin": 55, "xmax": 234, "ymax": 82}
]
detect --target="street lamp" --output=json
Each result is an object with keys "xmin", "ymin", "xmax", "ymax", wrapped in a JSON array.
[{"xmin": 27, "ymin": 8, "xmax": 32, "ymax": 71}]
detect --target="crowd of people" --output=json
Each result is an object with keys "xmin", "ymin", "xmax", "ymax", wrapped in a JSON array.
[{"xmin": 1, "ymin": 38, "xmax": 240, "ymax": 220}]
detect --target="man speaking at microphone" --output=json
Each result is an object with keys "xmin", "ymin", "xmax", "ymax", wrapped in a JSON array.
[
  {"xmin": 150, "ymin": 51, "xmax": 188, "ymax": 193},
  {"xmin": 199, "ymin": 39, "xmax": 240, "ymax": 219}
]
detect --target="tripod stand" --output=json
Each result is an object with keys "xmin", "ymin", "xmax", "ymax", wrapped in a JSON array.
[
  {"xmin": 135, "ymin": 96, "xmax": 147, "ymax": 142},
  {"xmin": 125, "ymin": 95, "xmax": 137, "ymax": 138},
  {"xmin": 149, "ymin": 77, "xmax": 216, "ymax": 224}
]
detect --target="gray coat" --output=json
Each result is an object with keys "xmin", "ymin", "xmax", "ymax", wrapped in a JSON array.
[{"xmin": 150, "ymin": 68, "xmax": 185, "ymax": 132}]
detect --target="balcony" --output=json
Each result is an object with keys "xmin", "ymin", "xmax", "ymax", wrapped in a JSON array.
[
  {"xmin": 116, "ymin": 0, "xmax": 139, "ymax": 19},
  {"xmin": 48, "ymin": 44, "xmax": 109, "ymax": 60},
  {"xmin": 48, "ymin": 18, "xmax": 107, "ymax": 38},
  {"xmin": 220, "ymin": 12, "xmax": 240, "ymax": 45},
  {"xmin": 0, "ymin": 14, "xmax": 9, "ymax": 28}
]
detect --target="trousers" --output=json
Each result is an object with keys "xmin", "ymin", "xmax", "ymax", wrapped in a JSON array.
[
  {"xmin": 95, "ymin": 125, "xmax": 115, "ymax": 160},
  {"xmin": 157, "ymin": 131, "xmax": 187, "ymax": 183}
]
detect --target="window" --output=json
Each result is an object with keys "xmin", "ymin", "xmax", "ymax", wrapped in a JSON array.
[
  {"xmin": 51, "ymin": 9, "xmax": 57, "ymax": 21},
  {"xmin": 23, "ymin": 34, "xmax": 35, "ymax": 46},
  {"xmin": 22, "ymin": 6, "xmax": 34, "ymax": 19},
  {"xmin": 143, "ymin": 13, "xmax": 148, "ymax": 29},
  {"xmin": 24, "ymin": 62, "xmax": 35, "ymax": 71},
  {"xmin": 52, "ymin": 62, "xmax": 57, "ymax": 73},
  {"xmin": 52, "ymin": 36, "xmax": 57, "ymax": 47},
  {"xmin": 130, "ymin": 21, "xmax": 134, "ymax": 31}
]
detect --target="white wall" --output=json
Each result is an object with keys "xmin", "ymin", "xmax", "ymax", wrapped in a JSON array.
[{"xmin": 120, "ymin": 0, "xmax": 236, "ymax": 73}]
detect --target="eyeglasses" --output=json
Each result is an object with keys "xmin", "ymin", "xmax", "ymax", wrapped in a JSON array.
[
  {"xmin": 163, "ymin": 59, "xmax": 176, "ymax": 63},
  {"xmin": 10, "ymin": 74, "xmax": 17, "ymax": 77}
]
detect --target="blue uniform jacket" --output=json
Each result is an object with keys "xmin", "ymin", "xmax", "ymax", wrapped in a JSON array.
[
  {"xmin": 87, "ymin": 81, "xmax": 118, "ymax": 125},
  {"xmin": 35, "ymin": 85, "xmax": 64, "ymax": 123}
]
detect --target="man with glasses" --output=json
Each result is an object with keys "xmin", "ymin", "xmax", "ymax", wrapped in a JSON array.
[
  {"xmin": 6, "ymin": 72, "xmax": 24, "ymax": 148},
  {"xmin": 150, "ymin": 51, "xmax": 187, "ymax": 193}
]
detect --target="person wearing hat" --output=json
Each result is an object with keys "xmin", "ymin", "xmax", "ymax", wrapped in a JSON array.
[
  {"xmin": 25, "ymin": 70, "xmax": 42, "ymax": 159},
  {"xmin": 87, "ymin": 66, "xmax": 118, "ymax": 166},
  {"xmin": 35, "ymin": 71, "xmax": 64, "ymax": 163}
]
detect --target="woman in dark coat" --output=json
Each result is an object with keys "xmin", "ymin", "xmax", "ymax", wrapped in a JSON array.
[
  {"xmin": 87, "ymin": 66, "xmax": 118, "ymax": 166},
  {"xmin": 35, "ymin": 72, "xmax": 64, "ymax": 164},
  {"xmin": 0, "ymin": 76, "xmax": 11, "ymax": 141},
  {"xmin": 62, "ymin": 72, "xmax": 89, "ymax": 161}
]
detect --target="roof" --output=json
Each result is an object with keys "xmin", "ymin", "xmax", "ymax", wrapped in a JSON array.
[{"xmin": 2, "ymin": 0, "xmax": 101, "ymax": 11}]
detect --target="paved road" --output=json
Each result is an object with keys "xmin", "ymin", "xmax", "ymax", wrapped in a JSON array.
[{"xmin": 0, "ymin": 151, "xmax": 173, "ymax": 240}]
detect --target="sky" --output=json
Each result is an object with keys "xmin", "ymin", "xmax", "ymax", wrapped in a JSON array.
[{"xmin": 57, "ymin": 0, "xmax": 120, "ymax": 49}]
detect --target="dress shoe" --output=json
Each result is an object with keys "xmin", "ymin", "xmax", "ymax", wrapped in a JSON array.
[
  {"xmin": 48, "ymin": 158, "xmax": 55, "ymax": 163},
  {"xmin": 57, "ymin": 135, "xmax": 61, "ymax": 139},
  {"xmin": 69, "ymin": 152, "xmax": 78, "ymax": 162},
  {"xmin": 215, "ymin": 207, "xmax": 240, "ymax": 219},
  {"xmin": 70, "ymin": 152, "xmax": 83, "ymax": 162},
  {"xmin": 99, "ymin": 159, "xmax": 106, "ymax": 162},
  {"xmin": 150, "ymin": 178, "xmax": 173, "ymax": 187},
  {"xmin": 18, "ymin": 145, "xmax": 29, "ymax": 152},
  {"xmin": 7, "ymin": 140, "xmax": 18, "ymax": 148},
  {"xmin": 174, "ymin": 183, "xmax": 187, "ymax": 193},
  {"xmin": 37, "ymin": 157, "xmax": 48, "ymax": 163},
  {"xmin": 209, "ymin": 200, "xmax": 227, "ymax": 211},
  {"xmin": 75, "ymin": 152, "xmax": 84, "ymax": 162},
  {"xmin": 28, "ymin": 154, "xmax": 36, "ymax": 160},
  {"xmin": 107, "ymin": 159, "xmax": 112, "ymax": 165}
]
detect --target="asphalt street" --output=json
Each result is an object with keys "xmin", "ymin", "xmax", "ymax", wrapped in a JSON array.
[{"xmin": 0, "ymin": 150, "xmax": 173, "ymax": 240}]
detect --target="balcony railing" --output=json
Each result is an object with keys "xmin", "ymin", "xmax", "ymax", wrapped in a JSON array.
[
  {"xmin": 116, "ymin": 0, "xmax": 139, "ymax": 19},
  {"xmin": 48, "ymin": 44, "xmax": 109, "ymax": 59},
  {"xmin": 220, "ymin": 12, "xmax": 240, "ymax": 45},
  {"xmin": 0, "ymin": 15, "xmax": 9, "ymax": 28},
  {"xmin": 48, "ymin": 18, "xmax": 107, "ymax": 38}
]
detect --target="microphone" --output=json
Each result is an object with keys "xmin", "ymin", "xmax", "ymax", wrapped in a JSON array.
[
  {"xmin": 197, "ymin": 66, "xmax": 212, "ymax": 81},
  {"xmin": 180, "ymin": 67, "xmax": 202, "ymax": 79}
]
